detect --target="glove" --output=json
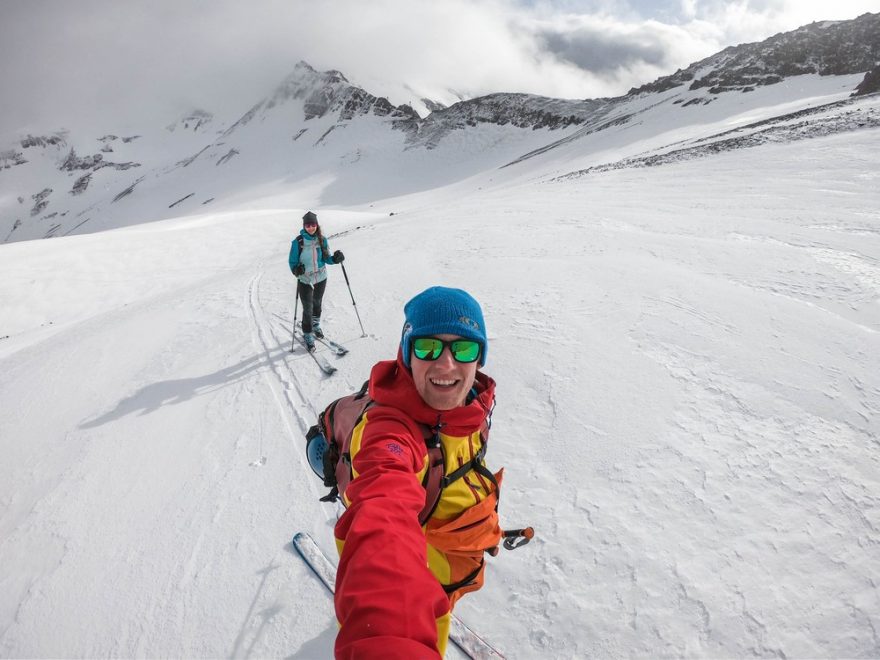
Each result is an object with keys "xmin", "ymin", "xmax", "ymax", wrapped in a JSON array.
[
  {"xmin": 332, "ymin": 250, "xmax": 345, "ymax": 264},
  {"xmin": 292, "ymin": 264, "xmax": 305, "ymax": 276}
]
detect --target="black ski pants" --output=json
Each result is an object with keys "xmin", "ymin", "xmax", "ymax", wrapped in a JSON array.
[{"xmin": 297, "ymin": 279, "xmax": 327, "ymax": 334}]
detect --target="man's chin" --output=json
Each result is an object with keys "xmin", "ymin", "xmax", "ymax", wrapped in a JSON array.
[{"xmin": 424, "ymin": 390, "xmax": 465, "ymax": 411}]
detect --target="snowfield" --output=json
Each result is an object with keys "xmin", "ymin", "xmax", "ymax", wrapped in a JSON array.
[{"xmin": 2, "ymin": 100, "xmax": 880, "ymax": 656}]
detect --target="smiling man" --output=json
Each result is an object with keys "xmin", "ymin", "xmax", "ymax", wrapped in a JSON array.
[{"xmin": 333, "ymin": 286, "xmax": 503, "ymax": 659}]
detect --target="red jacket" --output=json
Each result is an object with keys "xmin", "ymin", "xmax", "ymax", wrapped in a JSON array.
[{"xmin": 333, "ymin": 352, "xmax": 496, "ymax": 659}]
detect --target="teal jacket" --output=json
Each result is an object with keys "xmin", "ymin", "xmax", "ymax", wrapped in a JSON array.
[{"xmin": 289, "ymin": 230, "xmax": 335, "ymax": 285}]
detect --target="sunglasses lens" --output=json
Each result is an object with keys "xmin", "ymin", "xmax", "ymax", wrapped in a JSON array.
[
  {"xmin": 451, "ymin": 340, "xmax": 480, "ymax": 363},
  {"xmin": 413, "ymin": 338, "xmax": 443, "ymax": 360}
]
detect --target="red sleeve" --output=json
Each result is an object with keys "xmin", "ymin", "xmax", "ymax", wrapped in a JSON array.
[{"xmin": 333, "ymin": 409, "xmax": 449, "ymax": 660}]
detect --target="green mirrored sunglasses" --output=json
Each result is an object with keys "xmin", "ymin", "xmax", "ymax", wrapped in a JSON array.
[{"xmin": 412, "ymin": 337, "xmax": 481, "ymax": 363}]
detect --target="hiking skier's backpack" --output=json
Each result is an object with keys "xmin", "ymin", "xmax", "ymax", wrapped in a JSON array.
[{"xmin": 305, "ymin": 381, "xmax": 494, "ymax": 526}]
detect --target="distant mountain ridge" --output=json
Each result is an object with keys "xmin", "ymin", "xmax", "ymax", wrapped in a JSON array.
[
  {"xmin": 632, "ymin": 12, "xmax": 880, "ymax": 96},
  {"xmin": 223, "ymin": 62, "xmax": 420, "ymax": 135},
  {"xmin": 1, "ymin": 12, "xmax": 878, "ymax": 243}
]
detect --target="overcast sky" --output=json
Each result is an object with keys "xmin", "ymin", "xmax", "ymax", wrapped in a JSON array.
[{"xmin": 1, "ymin": 0, "xmax": 877, "ymax": 136}]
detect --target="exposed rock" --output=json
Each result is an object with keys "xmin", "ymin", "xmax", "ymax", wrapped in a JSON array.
[
  {"xmin": 234, "ymin": 61, "xmax": 422, "ymax": 132},
  {"xmin": 166, "ymin": 110, "xmax": 213, "ymax": 132},
  {"xmin": 31, "ymin": 188, "xmax": 52, "ymax": 216},
  {"xmin": 557, "ymin": 96, "xmax": 879, "ymax": 178},
  {"xmin": 61, "ymin": 148, "xmax": 104, "ymax": 171},
  {"xmin": 177, "ymin": 145, "xmax": 211, "ymax": 167},
  {"xmin": 21, "ymin": 134, "xmax": 66, "ymax": 149},
  {"xmin": 422, "ymin": 98, "xmax": 447, "ymax": 113},
  {"xmin": 409, "ymin": 94, "xmax": 605, "ymax": 149},
  {"xmin": 60, "ymin": 148, "xmax": 139, "ymax": 172},
  {"xmin": 71, "ymin": 173, "xmax": 92, "ymax": 195},
  {"xmin": 1, "ymin": 150, "xmax": 28, "ymax": 168},
  {"xmin": 852, "ymin": 65, "xmax": 880, "ymax": 96},
  {"xmin": 629, "ymin": 12, "xmax": 880, "ymax": 97},
  {"xmin": 113, "ymin": 178, "xmax": 143, "ymax": 203},
  {"xmin": 6, "ymin": 219, "xmax": 21, "ymax": 240},
  {"xmin": 169, "ymin": 193, "xmax": 195, "ymax": 208},
  {"xmin": 216, "ymin": 148, "xmax": 239, "ymax": 165}
]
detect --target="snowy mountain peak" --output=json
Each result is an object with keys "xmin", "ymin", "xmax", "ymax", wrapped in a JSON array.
[
  {"xmin": 630, "ymin": 11, "xmax": 880, "ymax": 97},
  {"xmin": 2, "ymin": 17, "xmax": 879, "ymax": 244},
  {"xmin": 220, "ymin": 60, "xmax": 420, "ymax": 132}
]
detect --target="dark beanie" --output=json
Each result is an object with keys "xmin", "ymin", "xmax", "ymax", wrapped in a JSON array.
[
  {"xmin": 302, "ymin": 211, "xmax": 318, "ymax": 225},
  {"xmin": 400, "ymin": 287, "xmax": 488, "ymax": 367}
]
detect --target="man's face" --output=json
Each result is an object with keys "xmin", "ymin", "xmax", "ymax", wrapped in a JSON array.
[{"xmin": 410, "ymin": 334, "xmax": 479, "ymax": 411}]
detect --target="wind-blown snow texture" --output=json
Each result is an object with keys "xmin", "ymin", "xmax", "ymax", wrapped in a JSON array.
[
  {"xmin": 1, "ymin": 16, "xmax": 879, "ymax": 660},
  {"xmin": 1, "ymin": 115, "xmax": 878, "ymax": 657}
]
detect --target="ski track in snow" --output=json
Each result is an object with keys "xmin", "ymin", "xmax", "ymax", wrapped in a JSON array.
[{"xmin": 1, "ymin": 116, "xmax": 879, "ymax": 657}]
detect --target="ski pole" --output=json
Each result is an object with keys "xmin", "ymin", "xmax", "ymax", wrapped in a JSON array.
[
  {"xmin": 291, "ymin": 285, "xmax": 299, "ymax": 352},
  {"xmin": 340, "ymin": 262, "xmax": 366, "ymax": 337}
]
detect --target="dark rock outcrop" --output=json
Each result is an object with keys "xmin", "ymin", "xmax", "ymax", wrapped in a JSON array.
[
  {"xmin": 62, "ymin": 149, "xmax": 104, "ymax": 171},
  {"xmin": 21, "ymin": 134, "xmax": 66, "ymax": 149},
  {"xmin": 1, "ymin": 150, "xmax": 28, "ymax": 168},
  {"xmin": 60, "ymin": 148, "xmax": 140, "ymax": 173},
  {"xmin": 852, "ymin": 65, "xmax": 880, "ymax": 95},
  {"xmin": 31, "ymin": 188, "xmax": 52, "ymax": 216},
  {"xmin": 630, "ymin": 12, "xmax": 880, "ymax": 97},
  {"xmin": 409, "ymin": 93, "xmax": 605, "ymax": 149}
]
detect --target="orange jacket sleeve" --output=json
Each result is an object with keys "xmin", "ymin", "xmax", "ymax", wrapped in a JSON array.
[{"xmin": 333, "ymin": 408, "xmax": 450, "ymax": 660}]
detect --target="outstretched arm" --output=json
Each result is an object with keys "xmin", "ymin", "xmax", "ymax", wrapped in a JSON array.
[{"xmin": 334, "ymin": 411, "xmax": 449, "ymax": 659}]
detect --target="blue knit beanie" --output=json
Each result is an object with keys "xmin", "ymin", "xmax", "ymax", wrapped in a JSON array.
[{"xmin": 400, "ymin": 286, "xmax": 487, "ymax": 367}]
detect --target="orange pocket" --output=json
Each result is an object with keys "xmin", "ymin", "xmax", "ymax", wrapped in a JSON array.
[
  {"xmin": 446, "ymin": 554, "xmax": 486, "ymax": 608},
  {"xmin": 425, "ymin": 470, "xmax": 504, "ymax": 555}
]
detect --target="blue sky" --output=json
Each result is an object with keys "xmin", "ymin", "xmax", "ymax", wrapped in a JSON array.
[{"xmin": 1, "ymin": 0, "xmax": 877, "ymax": 135}]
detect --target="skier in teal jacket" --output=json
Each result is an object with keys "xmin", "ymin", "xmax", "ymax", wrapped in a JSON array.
[{"xmin": 289, "ymin": 211, "xmax": 344, "ymax": 351}]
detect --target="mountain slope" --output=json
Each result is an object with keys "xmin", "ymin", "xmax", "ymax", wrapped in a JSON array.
[
  {"xmin": 631, "ymin": 12, "xmax": 880, "ymax": 96},
  {"xmin": 1, "ymin": 122, "xmax": 878, "ymax": 657},
  {"xmin": 1, "ymin": 13, "xmax": 878, "ymax": 244}
]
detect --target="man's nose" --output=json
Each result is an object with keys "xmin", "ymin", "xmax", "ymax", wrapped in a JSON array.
[{"xmin": 435, "ymin": 346, "xmax": 457, "ymax": 367}]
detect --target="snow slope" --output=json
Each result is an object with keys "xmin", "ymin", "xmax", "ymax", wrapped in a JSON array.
[{"xmin": 1, "ymin": 121, "xmax": 879, "ymax": 656}]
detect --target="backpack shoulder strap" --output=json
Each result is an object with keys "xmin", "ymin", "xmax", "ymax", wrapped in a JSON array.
[{"xmin": 321, "ymin": 386, "xmax": 496, "ymax": 526}]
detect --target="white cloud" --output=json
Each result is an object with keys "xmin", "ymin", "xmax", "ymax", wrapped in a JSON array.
[{"xmin": 0, "ymin": 0, "xmax": 875, "ymax": 136}]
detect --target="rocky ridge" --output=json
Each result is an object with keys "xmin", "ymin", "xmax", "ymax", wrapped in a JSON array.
[{"xmin": 631, "ymin": 12, "xmax": 880, "ymax": 97}]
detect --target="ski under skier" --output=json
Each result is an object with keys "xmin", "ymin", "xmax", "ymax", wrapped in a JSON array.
[
  {"xmin": 289, "ymin": 211, "xmax": 345, "ymax": 352},
  {"xmin": 332, "ymin": 287, "xmax": 503, "ymax": 659}
]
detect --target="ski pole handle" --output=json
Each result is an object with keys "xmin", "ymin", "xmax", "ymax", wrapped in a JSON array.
[
  {"xmin": 502, "ymin": 527, "xmax": 534, "ymax": 551},
  {"xmin": 486, "ymin": 527, "xmax": 535, "ymax": 555}
]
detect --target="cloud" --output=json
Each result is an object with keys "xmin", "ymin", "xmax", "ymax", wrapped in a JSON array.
[
  {"xmin": 0, "ymin": 0, "xmax": 875, "ymax": 137},
  {"xmin": 683, "ymin": 0, "xmax": 880, "ymax": 43},
  {"xmin": 525, "ymin": 14, "xmax": 722, "ymax": 84}
]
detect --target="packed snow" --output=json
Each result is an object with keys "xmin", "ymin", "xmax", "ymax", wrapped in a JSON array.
[{"xmin": 1, "ymin": 80, "xmax": 879, "ymax": 657}]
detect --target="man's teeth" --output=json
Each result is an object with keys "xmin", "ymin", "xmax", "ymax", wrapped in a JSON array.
[{"xmin": 430, "ymin": 378, "xmax": 457, "ymax": 386}]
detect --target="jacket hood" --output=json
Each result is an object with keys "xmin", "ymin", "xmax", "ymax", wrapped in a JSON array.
[
  {"xmin": 299, "ymin": 229, "xmax": 319, "ymax": 241},
  {"xmin": 368, "ymin": 349, "xmax": 495, "ymax": 435}
]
